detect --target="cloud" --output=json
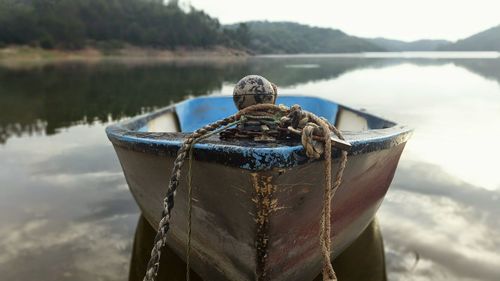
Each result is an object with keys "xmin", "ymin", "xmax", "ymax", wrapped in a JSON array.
[
  {"xmin": 380, "ymin": 161, "xmax": 500, "ymax": 281},
  {"xmin": 0, "ymin": 214, "xmax": 138, "ymax": 281}
]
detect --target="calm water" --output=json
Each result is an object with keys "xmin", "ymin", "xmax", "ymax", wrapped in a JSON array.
[{"xmin": 1, "ymin": 54, "xmax": 499, "ymax": 281}]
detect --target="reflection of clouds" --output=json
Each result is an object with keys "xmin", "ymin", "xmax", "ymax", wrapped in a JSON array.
[
  {"xmin": 394, "ymin": 161, "xmax": 500, "ymax": 219},
  {"xmin": 0, "ymin": 123, "xmax": 129, "ymax": 219},
  {"xmin": 33, "ymin": 171, "xmax": 127, "ymax": 191},
  {"xmin": 380, "ymin": 161, "xmax": 500, "ymax": 281},
  {"xmin": 0, "ymin": 215, "xmax": 136, "ymax": 281},
  {"xmin": 0, "ymin": 122, "xmax": 140, "ymax": 280},
  {"xmin": 30, "ymin": 144, "xmax": 122, "ymax": 176},
  {"xmin": 80, "ymin": 197, "xmax": 139, "ymax": 222},
  {"xmin": 385, "ymin": 243, "xmax": 465, "ymax": 281},
  {"xmin": 280, "ymin": 62, "xmax": 500, "ymax": 190}
]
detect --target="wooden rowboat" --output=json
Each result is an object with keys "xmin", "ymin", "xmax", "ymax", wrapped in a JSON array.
[{"xmin": 106, "ymin": 95, "xmax": 411, "ymax": 281}]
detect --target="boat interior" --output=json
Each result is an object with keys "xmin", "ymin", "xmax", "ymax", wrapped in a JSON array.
[{"xmin": 137, "ymin": 95, "xmax": 396, "ymax": 134}]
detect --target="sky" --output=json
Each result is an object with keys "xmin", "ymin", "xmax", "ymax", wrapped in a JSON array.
[{"xmin": 186, "ymin": 0, "xmax": 500, "ymax": 42}]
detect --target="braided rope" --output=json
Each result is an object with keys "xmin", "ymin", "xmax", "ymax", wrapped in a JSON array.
[
  {"xmin": 144, "ymin": 115, "xmax": 237, "ymax": 281},
  {"xmin": 184, "ymin": 119, "xmax": 245, "ymax": 281},
  {"xmin": 186, "ymin": 147, "xmax": 194, "ymax": 281},
  {"xmin": 143, "ymin": 103, "xmax": 348, "ymax": 281},
  {"xmin": 314, "ymin": 115, "xmax": 336, "ymax": 281}
]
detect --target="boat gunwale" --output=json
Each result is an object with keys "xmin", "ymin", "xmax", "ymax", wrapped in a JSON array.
[{"xmin": 105, "ymin": 95, "xmax": 412, "ymax": 170}]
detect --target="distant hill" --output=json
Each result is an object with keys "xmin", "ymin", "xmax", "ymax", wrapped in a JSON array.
[
  {"xmin": 233, "ymin": 21, "xmax": 500, "ymax": 54},
  {"xmin": 367, "ymin": 38, "xmax": 451, "ymax": 51},
  {"xmin": 440, "ymin": 25, "xmax": 500, "ymax": 51},
  {"xmin": 1, "ymin": 0, "xmax": 499, "ymax": 55},
  {"xmin": 227, "ymin": 21, "xmax": 385, "ymax": 54}
]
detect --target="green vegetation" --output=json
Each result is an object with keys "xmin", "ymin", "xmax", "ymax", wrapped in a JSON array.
[
  {"xmin": 0, "ymin": 0, "xmax": 246, "ymax": 50},
  {"xmin": 0, "ymin": 3, "xmax": 381, "ymax": 54},
  {"xmin": 227, "ymin": 21, "xmax": 384, "ymax": 54},
  {"xmin": 1, "ymin": 0, "xmax": 499, "ymax": 54}
]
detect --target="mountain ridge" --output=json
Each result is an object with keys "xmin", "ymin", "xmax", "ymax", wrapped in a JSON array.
[
  {"xmin": 439, "ymin": 25, "xmax": 500, "ymax": 51},
  {"xmin": 230, "ymin": 20, "xmax": 500, "ymax": 53},
  {"xmin": 225, "ymin": 21, "xmax": 385, "ymax": 54}
]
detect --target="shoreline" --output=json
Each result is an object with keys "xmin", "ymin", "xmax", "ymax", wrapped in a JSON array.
[
  {"xmin": 2, "ymin": 46, "xmax": 498, "ymax": 69},
  {"xmin": 0, "ymin": 45, "xmax": 250, "ymax": 67}
]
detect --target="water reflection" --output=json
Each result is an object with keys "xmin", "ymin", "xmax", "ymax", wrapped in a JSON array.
[
  {"xmin": 0, "ymin": 54, "xmax": 499, "ymax": 280},
  {"xmin": 0, "ymin": 57, "xmax": 377, "ymax": 142},
  {"xmin": 0, "ymin": 61, "xmax": 231, "ymax": 143},
  {"xmin": 2, "ymin": 57, "xmax": 500, "ymax": 144},
  {"xmin": 382, "ymin": 161, "xmax": 500, "ymax": 281},
  {"xmin": 0, "ymin": 123, "xmax": 138, "ymax": 280},
  {"xmin": 128, "ymin": 216, "xmax": 387, "ymax": 281}
]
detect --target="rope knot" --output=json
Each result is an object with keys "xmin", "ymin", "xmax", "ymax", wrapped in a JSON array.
[
  {"xmin": 287, "ymin": 104, "xmax": 308, "ymax": 128},
  {"xmin": 301, "ymin": 123, "xmax": 325, "ymax": 159}
]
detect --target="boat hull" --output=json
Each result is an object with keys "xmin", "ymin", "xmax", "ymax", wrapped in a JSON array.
[{"xmin": 112, "ymin": 141, "xmax": 406, "ymax": 281}]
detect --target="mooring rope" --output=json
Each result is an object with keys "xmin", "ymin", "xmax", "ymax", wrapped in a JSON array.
[
  {"xmin": 185, "ymin": 118, "xmax": 245, "ymax": 281},
  {"xmin": 186, "ymin": 147, "xmax": 193, "ymax": 281},
  {"xmin": 143, "ymin": 103, "xmax": 348, "ymax": 281}
]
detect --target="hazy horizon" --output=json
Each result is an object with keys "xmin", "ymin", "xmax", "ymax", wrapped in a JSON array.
[{"xmin": 187, "ymin": 0, "xmax": 500, "ymax": 42}]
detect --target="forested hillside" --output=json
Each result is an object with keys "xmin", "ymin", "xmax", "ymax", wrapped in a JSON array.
[
  {"xmin": 1, "ymin": 0, "xmax": 499, "ymax": 54},
  {"xmin": 228, "ymin": 21, "xmax": 384, "ymax": 54},
  {"xmin": 0, "ymin": 0, "xmax": 247, "ymax": 50}
]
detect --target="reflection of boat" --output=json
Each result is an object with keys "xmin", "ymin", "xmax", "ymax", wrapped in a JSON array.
[
  {"xmin": 106, "ymin": 95, "xmax": 411, "ymax": 281},
  {"xmin": 128, "ymin": 215, "xmax": 387, "ymax": 281}
]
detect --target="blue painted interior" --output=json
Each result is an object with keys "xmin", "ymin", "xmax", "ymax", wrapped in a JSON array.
[
  {"xmin": 107, "ymin": 95, "xmax": 410, "ymax": 170},
  {"xmin": 175, "ymin": 96, "xmax": 339, "ymax": 132}
]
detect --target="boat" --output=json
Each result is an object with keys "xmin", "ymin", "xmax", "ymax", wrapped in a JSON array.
[
  {"xmin": 128, "ymin": 216, "xmax": 388, "ymax": 281},
  {"xmin": 106, "ymin": 93, "xmax": 411, "ymax": 281}
]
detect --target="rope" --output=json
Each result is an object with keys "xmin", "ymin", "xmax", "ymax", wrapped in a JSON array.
[
  {"xmin": 185, "ymin": 119, "xmax": 245, "ymax": 281},
  {"xmin": 143, "ymin": 103, "xmax": 348, "ymax": 281},
  {"xmin": 143, "ymin": 116, "xmax": 238, "ymax": 281},
  {"xmin": 186, "ymin": 147, "xmax": 193, "ymax": 281}
]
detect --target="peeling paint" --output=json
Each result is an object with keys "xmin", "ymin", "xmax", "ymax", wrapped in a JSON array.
[{"xmin": 106, "ymin": 95, "xmax": 413, "ymax": 171}]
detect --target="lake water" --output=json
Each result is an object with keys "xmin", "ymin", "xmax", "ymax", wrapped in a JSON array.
[{"xmin": 0, "ymin": 53, "xmax": 499, "ymax": 281}]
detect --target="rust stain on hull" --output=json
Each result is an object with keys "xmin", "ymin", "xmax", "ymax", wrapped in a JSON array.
[{"xmin": 251, "ymin": 173, "xmax": 279, "ymax": 281}]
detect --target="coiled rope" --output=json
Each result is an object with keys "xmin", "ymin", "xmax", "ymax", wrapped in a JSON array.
[{"xmin": 143, "ymin": 103, "xmax": 349, "ymax": 281}]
